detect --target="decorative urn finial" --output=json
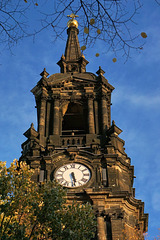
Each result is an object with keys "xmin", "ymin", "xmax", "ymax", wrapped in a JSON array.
[{"xmin": 67, "ymin": 13, "xmax": 79, "ymax": 28}]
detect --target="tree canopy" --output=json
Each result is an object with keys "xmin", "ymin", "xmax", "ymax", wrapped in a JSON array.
[{"xmin": 0, "ymin": 160, "xmax": 96, "ymax": 240}]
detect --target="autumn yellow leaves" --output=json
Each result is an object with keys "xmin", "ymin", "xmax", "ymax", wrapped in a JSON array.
[
  {"xmin": 81, "ymin": 19, "xmax": 103, "ymax": 58},
  {"xmin": 81, "ymin": 14, "xmax": 148, "ymax": 62},
  {"xmin": 81, "ymin": 17, "xmax": 147, "ymax": 62},
  {"xmin": 24, "ymin": 0, "xmax": 38, "ymax": 6},
  {"xmin": 141, "ymin": 32, "xmax": 147, "ymax": 38}
]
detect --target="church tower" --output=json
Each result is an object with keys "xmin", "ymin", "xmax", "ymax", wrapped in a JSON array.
[{"xmin": 20, "ymin": 15, "xmax": 148, "ymax": 239}]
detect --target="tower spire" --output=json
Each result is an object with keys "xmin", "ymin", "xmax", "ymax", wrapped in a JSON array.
[
  {"xmin": 57, "ymin": 13, "xmax": 88, "ymax": 73},
  {"xmin": 65, "ymin": 14, "xmax": 81, "ymax": 62}
]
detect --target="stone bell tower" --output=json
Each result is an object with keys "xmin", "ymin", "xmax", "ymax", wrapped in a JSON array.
[{"xmin": 20, "ymin": 14, "xmax": 148, "ymax": 239}]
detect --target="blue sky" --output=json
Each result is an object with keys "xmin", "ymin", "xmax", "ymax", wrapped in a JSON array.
[{"xmin": 0, "ymin": 1, "xmax": 160, "ymax": 239}]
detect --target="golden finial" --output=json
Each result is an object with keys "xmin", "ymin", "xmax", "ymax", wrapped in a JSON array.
[{"xmin": 67, "ymin": 13, "xmax": 79, "ymax": 28}]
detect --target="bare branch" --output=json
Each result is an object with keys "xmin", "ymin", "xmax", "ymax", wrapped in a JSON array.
[
  {"xmin": 0, "ymin": 0, "xmax": 145, "ymax": 59},
  {"xmin": 155, "ymin": 0, "xmax": 160, "ymax": 5}
]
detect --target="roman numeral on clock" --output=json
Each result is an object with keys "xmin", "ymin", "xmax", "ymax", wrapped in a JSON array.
[
  {"xmin": 56, "ymin": 174, "xmax": 63, "ymax": 178},
  {"xmin": 83, "ymin": 173, "xmax": 90, "ymax": 177},
  {"xmin": 82, "ymin": 169, "xmax": 87, "ymax": 172},
  {"xmin": 63, "ymin": 166, "xmax": 68, "ymax": 170},
  {"xmin": 70, "ymin": 163, "xmax": 75, "ymax": 168},
  {"xmin": 81, "ymin": 178, "xmax": 88, "ymax": 183}
]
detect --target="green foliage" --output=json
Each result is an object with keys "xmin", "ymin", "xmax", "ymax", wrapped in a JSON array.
[
  {"xmin": 0, "ymin": 160, "xmax": 96, "ymax": 240},
  {"xmin": 61, "ymin": 203, "xmax": 96, "ymax": 240}
]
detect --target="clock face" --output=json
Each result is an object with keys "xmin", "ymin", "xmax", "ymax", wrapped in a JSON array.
[{"xmin": 55, "ymin": 163, "xmax": 91, "ymax": 188}]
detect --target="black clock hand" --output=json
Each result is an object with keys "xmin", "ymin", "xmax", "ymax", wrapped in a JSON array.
[
  {"xmin": 70, "ymin": 172, "xmax": 76, "ymax": 186},
  {"xmin": 71, "ymin": 172, "xmax": 76, "ymax": 182}
]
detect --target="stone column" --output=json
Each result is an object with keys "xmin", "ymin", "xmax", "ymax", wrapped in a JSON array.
[
  {"xmin": 88, "ymin": 97, "xmax": 95, "ymax": 134},
  {"xmin": 101, "ymin": 95, "xmax": 108, "ymax": 133},
  {"xmin": 39, "ymin": 97, "xmax": 47, "ymax": 137},
  {"xmin": 94, "ymin": 99, "xmax": 99, "ymax": 134},
  {"xmin": 45, "ymin": 101, "xmax": 51, "ymax": 137},
  {"xmin": 53, "ymin": 98, "xmax": 60, "ymax": 135},
  {"xmin": 97, "ymin": 215, "xmax": 107, "ymax": 240}
]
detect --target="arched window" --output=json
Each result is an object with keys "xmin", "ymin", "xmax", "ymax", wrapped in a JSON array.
[{"xmin": 62, "ymin": 102, "xmax": 87, "ymax": 135}]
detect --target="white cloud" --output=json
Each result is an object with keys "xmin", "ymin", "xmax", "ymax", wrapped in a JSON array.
[{"xmin": 112, "ymin": 87, "xmax": 160, "ymax": 109}]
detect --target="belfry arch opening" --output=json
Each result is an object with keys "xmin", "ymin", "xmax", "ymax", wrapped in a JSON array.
[{"xmin": 62, "ymin": 102, "xmax": 87, "ymax": 135}]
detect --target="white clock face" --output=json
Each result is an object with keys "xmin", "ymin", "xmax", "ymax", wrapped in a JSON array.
[{"xmin": 55, "ymin": 163, "xmax": 91, "ymax": 188}]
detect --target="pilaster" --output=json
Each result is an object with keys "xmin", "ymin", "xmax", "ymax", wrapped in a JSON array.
[
  {"xmin": 87, "ymin": 96, "xmax": 95, "ymax": 134},
  {"xmin": 53, "ymin": 97, "xmax": 60, "ymax": 135},
  {"xmin": 110, "ymin": 212, "xmax": 124, "ymax": 240},
  {"xmin": 39, "ymin": 97, "xmax": 47, "ymax": 137},
  {"xmin": 101, "ymin": 95, "xmax": 108, "ymax": 133},
  {"xmin": 94, "ymin": 99, "xmax": 99, "ymax": 134}
]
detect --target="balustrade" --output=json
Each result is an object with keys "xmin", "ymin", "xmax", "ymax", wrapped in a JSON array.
[{"xmin": 61, "ymin": 133, "xmax": 86, "ymax": 146}]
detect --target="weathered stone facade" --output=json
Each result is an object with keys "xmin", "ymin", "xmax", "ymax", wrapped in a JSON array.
[{"xmin": 20, "ymin": 18, "xmax": 148, "ymax": 239}]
